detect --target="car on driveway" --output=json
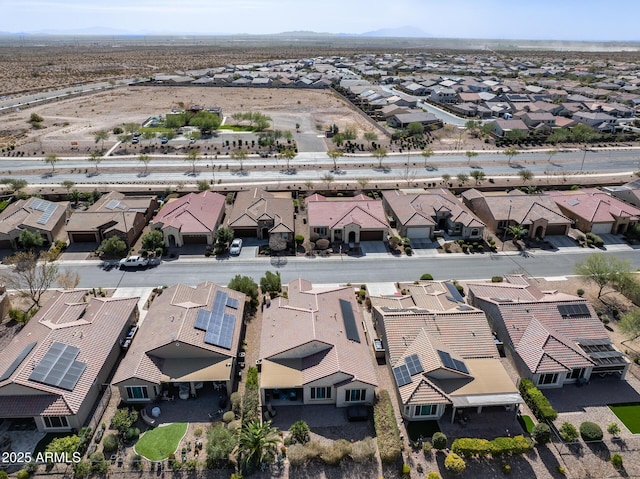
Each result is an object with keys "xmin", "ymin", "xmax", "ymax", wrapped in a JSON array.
[
  {"xmin": 229, "ymin": 238, "xmax": 243, "ymax": 255},
  {"xmin": 118, "ymin": 255, "xmax": 149, "ymax": 269},
  {"xmin": 346, "ymin": 405, "xmax": 370, "ymax": 422}
]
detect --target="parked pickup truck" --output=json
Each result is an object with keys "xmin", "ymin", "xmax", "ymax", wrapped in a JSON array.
[{"xmin": 118, "ymin": 255, "xmax": 149, "ymax": 269}]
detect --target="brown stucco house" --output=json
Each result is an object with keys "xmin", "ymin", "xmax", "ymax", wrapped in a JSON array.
[
  {"xmin": 226, "ymin": 188, "xmax": 294, "ymax": 243},
  {"xmin": 0, "ymin": 291, "xmax": 139, "ymax": 432},
  {"xmin": 0, "ymin": 197, "xmax": 68, "ymax": 249}
]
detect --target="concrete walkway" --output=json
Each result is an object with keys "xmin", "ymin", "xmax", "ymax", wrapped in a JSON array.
[{"xmin": 112, "ymin": 287, "xmax": 154, "ymax": 325}]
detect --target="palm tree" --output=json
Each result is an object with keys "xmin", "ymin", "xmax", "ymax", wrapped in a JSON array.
[
  {"xmin": 507, "ymin": 225, "xmax": 527, "ymax": 243},
  {"xmin": 421, "ymin": 148, "xmax": 434, "ymax": 169},
  {"xmin": 88, "ymin": 152, "xmax": 102, "ymax": 174},
  {"xmin": 138, "ymin": 154, "xmax": 151, "ymax": 176},
  {"xmin": 373, "ymin": 147, "xmax": 388, "ymax": 169},
  {"xmin": 70, "ymin": 189, "xmax": 81, "ymax": 206},
  {"xmin": 185, "ymin": 149, "xmax": 200, "ymax": 176},
  {"xmin": 327, "ymin": 149, "xmax": 343, "ymax": 171},
  {"xmin": 93, "ymin": 130, "xmax": 108, "ymax": 152},
  {"xmin": 44, "ymin": 153, "xmax": 59, "ymax": 173},
  {"xmin": 465, "ymin": 150, "xmax": 478, "ymax": 165},
  {"xmin": 239, "ymin": 420, "xmax": 279, "ymax": 474}
]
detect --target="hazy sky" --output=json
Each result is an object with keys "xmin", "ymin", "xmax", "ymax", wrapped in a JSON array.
[{"xmin": 1, "ymin": 0, "xmax": 637, "ymax": 41}]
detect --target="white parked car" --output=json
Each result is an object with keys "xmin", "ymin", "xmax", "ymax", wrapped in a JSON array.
[
  {"xmin": 118, "ymin": 255, "xmax": 149, "ymax": 269},
  {"xmin": 229, "ymin": 238, "xmax": 243, "ymax": 255}
]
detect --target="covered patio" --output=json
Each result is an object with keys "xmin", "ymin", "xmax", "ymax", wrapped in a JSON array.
[{"xmin": 143, "ymin": 382, "xmax": 229, "ymax": 425}]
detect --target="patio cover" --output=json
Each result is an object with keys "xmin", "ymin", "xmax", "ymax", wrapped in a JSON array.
[{"xmin": 160, "ymin": 357, "xmax": 231, "ymax": 383}]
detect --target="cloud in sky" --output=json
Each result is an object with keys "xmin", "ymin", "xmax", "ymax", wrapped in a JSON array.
[{"xmin": 1, "ymin": 0, "xmax": 638, "ymax": 41}]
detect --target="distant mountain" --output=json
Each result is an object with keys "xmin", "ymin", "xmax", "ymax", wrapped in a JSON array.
[
  {"xmin": 34, "ymin": 27, "xmax": 136, "ymax": 35},
  {"xmin": 357, "ymin": 26, "xmax": 430, "ymax": 38}
]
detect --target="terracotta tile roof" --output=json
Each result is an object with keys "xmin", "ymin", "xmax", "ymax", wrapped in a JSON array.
[
  {"xmin": 259, "ymin": 279, "xmax": 378, "ymax": 388},
  {"xmin": 306, "ymin": 195, "xmax": 388, "ymax": 230},
  {"xmin": 227, "ymin": 188, "xmax": 294, "ymax": 234},
  {"xmin": 112, "ymin": 282, "xmax": 245, "ymax": 386},
  {"xmin": 547, "ymin": 188, "xmax": 640, "ymax": 223},
  {"xmin": 151, "ymin": 191, "xmax": 225, "ymax": 234},
  {"xmin": 0, "ymin": 291, "xmax": 139, "ymax": 416}
]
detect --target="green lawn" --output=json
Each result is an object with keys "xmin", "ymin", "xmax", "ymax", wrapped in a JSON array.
[
  {"xmin": 134, "ymin": 423, "xmax": 188, "ymax": 461},
  {"xmin": 608, "ymin": 403, "xmax": 640, "ymax": 434},
  {"xmin": 218, "ymin": 125, "xmax": 258, "ymax": 132},
  {"xmin": 518, "ymin": 415, "xmax": 535, "ymax": 434},
  {"xmin": 407, "ymin": 420, "xmax": 441, "ymax": 442}
]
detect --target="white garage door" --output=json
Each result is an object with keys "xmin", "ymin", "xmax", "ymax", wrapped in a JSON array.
[
  {"xmin": 407, "ymin": 226, "xmax": 431, "ymax": 239},
  {"xmin": 591, "ymin": 223, "xmax": 612, "ymax": 235}
]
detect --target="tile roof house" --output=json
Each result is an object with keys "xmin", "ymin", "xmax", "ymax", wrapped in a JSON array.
[
  {"xmin": 387, "ymin": 111, "xmax": 440, "ymax": 129},
  {"xmin": 150, "ymin": 191, "xmax": 225, "ymax": 247},
  {"xmin": 66, "ymin": 191, "xmax": 158, "ymax": 245},
  {"xmin": 467, "ymin": 275, "xmax": 630, "ymax": 389},
  {"xmin": 258, "ymin": 279, "xmax": 377, "ymax": 409},
  {"xmin": 489, "ymin": 119, "xmax": 529, "ymax": 138},
  {"xmin": 112, "ymin": 282, "xmax": 246, "ymax": 401},
  {"xmin": 226, "ymin": 188, "xmax": 294, "ymax": 243},
  {"xmin": 0, "ymin": 291, "xmax": 139, "ymax": 431},
  {"xmin": 547, "ymin": 188, "xmax": 640, "ymax": 235},
  {"xmin": 306, "ymin": 194, "xmax": 389, "ymax": 244},
  {"xmin": 371, "ymin": 281, "xmax": 522, "ymax": 422},
  {"xmin": 382, "ymin": 189, "xmax": 484, "ymax": 240},
  {"xmin": 603, "ymin": 178, "xmax": 640, "ymax": 208},
  {"xmin": 461, "ymin": 189, "xmax": 571, "ymax": 239},
  {"xmin": 0, "ymin": 198, "xmax": 68, "ymax": 249}
]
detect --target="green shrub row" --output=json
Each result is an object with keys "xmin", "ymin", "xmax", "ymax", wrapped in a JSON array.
[
  {"xmin": 241, "ymin": 367, "xmax": 260, "ymax": 425},
  {"xmin": 373, "ymin": 390, "xmax": 403, "ymax": 463},
  {"xmin": 518, "ymin": 379, "xmax": 558, "ymax": 421},
  {"xmin": 451, "ymin": 435, "xmax": 533, "ymax": 458}
]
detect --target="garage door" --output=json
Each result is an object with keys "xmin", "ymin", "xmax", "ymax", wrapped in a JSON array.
[
  {"xmin": 0, "ymin": 239, "xmax": 12, "ymax": 249},
  {"xmin": 182, "ymin": 235, "xmax": 208, "ymax": 244},
  {"xmin": 546, "ymin": 225, "xmax": 568, "ymax": 236},
  {"xmin": 233, "ymin": 228, "xmax": 256, "ymax": 238},
  {"xmin": 71, "ymin": 233, "xmax": 98, "ymax": 242},
  {"xmin": 407, "ymin": 226, "xmax": 431, "ymax": 239},
  {"xmin": 591, "ymin": 223, "xmax": 612, "ymax": 235},
  {"xmin": 360, "ymin": 230, "xmax": 384, "ymax": 241}
]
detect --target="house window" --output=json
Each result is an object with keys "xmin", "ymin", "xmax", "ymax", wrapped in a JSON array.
[
  {"xmin": 43, "ymin": 416, "xmax": 69, "ymax": 429},
  {"xmin": 498, "ymin": 220, "xmax": 509, "ymax": 229},
  {"xmin": 126, "ymin": 386, "xmax": 149, "ymax": 401},
  {"xmin": 345, "ymin": 389, "xmax": 367, "ymax": 402},
  {"xmin": 470, "ymin": 229, "xmax": 479, "ymax": 237},
  {"xmin": 414, "ymin": 405, "xmax": 438, "ymax": 417},
  {"xmin": 310, "ymin": 387, "xmax": 332, "ymax": 400},
  {"xmin": 538, "ymin": 373, "xmax": 559, "ymax": 386},
  {"xmin": 313, "ymin": 227, "xmax": 327, "ymax": 236},
  {"xmin": 569, "ymin": 368, "xmax": 584, "ymax": 380}
]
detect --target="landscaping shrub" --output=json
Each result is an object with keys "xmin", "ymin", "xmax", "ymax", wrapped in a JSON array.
[
  {"xmin": 130, "ymin": 454, "xmax": 142, "ymax": 471},
  {"xmin": 222, "ymin": 411, "xmax": 235, "ymax": 423},
  {"xmin": 452, "ymin": 438, "xmax": 490, "ymax": 458},
  {"xmin": 432, "ymin": 432, "xmax": 447, "ymax": 450},
  {"xmin": 518, "ymin": 379, "xmax": 558, "ymax": 421},
  {"xmin": 400, "ymin": 463, "xmax": 410, "ymax": 477},
  {"xmin": 125, "ymin": 427, "xmax": 140, "ymax": 441},
  {"xmin": 350, "ymin": 437, "xmax": 376, "ymax": 463},
  {"xmin": 532, "ymin": 423, "xmax": 552, "ymax": 444},
  {"xmin": 16, "ymin": 471, "xmax": 29, "ymax": 479},
  {"xmin": 427, "ymin": 473, "xmax": 440, "ymax": 479},
  {"xmin": 316, "ymin": 239, "xmax": 330, "ymax": 250},
  {"xmin": 242, "ymin": 367, "xmax": 260, "ymax": 425},
  {"xmin": 452, "ymin": 436, "xmax": 532, "ymax": 458},
  {"xmin": 102, "ymin": 433, "xmax": 119, "ymax": 453},
  {"xmin": 230, "ymin": 392, "xmax": 242, "ymax": 415},
  {"xmin": 0, "ymin": 472, "xmax": 8, "ymax": 479},
  {"xmin": 422, "ymin": 441, "xmax": 433, "ymax": 456},
  {"xmin": 420, "ymin": 273, "xmax": 433, "ymax": 280},
  {"xmin": 611, "ymin": 453, "xmax": 623, "ymax": 469},
  {"xmin": 444, "ymin": 452, "xmax": 466, "ymax": 475},
  {"xmin": 579, "ymin": 422, "xmax": 603, "ymax": 441},
  {"xmin": 89, "ymin": 451, "xmax": 108, "ymax": 473},
  {"xmin": 491, "ymin": 276, "xmax": 504, "ymax": 283},
  {"xmin": 287, "ymin": 441, "xmax": 324, "ymax": 467},
  {"xmin": 320, "ymin": 439, "xmax": 351, "ymax": 465},
  {"xmin": 373, "ymin": 390, "xmax": 403, "ymax": 463},
  {"xmin": 559, "ymin": 422, "xmax": 579, "ymax": 442},
  {"xmin": 502, "ymin": 463, "xmax": 512, "ymax": 474},
  {"xmin": 607, "ymin": 422, "xmax": 621, "ymax": 437},
  {"xmin": 289, "ymin": 420, "xmax": 310, "ymax": 444}
]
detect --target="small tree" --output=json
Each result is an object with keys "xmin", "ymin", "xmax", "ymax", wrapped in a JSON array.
[
  {"xmin": 57, "ymin": 269, "xmax": 81, "ymax": 290},
  {"xmin": 206, "ymin": 424, "xmax": 237, "ymax": 468},
  {"xmin": 97, "ymin": 236, "xmax": 128, "ymax": 258},
  {"xmin": 470, "ymin": 169, "xmax": 486, "ymax": 185},
  {"xmin": 322, "ymin": 173, "xmax": 335, "ymax": 190},
  {"xmin": 363, "ymin": 131, "xmax": 378, "ymax": 150},
  {"xmin": 45, "ymin": 153, "xmax": 59, "ymax": 173},
  {"xmin": 88, "ymin": 152, "xmax": 102, "ymax": 174},
  {"xmin": 456, "ymin": 173, "xmax": 469, "ymax": 185},
  {"xmin": 231, "ymin": 150, "xmax": 247, "ymax": 171},
  {"xmin": 1, "ymin": 251, "xmax": 58, "ymax": 312},
  {"xmin": 93, "ymin": 130, "xmax": 109, "ymax": 151},
  {"xmin": 141, "ymin": 230, "xmax": 164, "ymax": 252},
  {"xmin": 619, "ymin": 309, "xmax": 640, "ymax": 342},
  {"xmin": 519, "ymin": 169, "xmax": 534, "ymax": 183},
  {"xmin": 507, "ymin": 225, "xmax": 527, "ymax": 243},
  {"xmin": 574, "ymin": 253, "xmax": 634, "ymax": 299},
  {"xmin": 215, "ymin": 226, "xmax": 235, "ymax": 250},
  {"xmin": 503, "ymin": 147, "xmax": 520, "ymax": 165},
  {"xmin": 238, "ymin": 420, "xmax": 279, "ymax": 474},
  {"xmin": 111, "ymin": 408, "xmax": 138, "ymax": 438},
  {"xmin": 260, "ymin": 271, "xmax": 281, "ymax": 295},
  {"xmin": 138, "ymin": 154, "xmax": 151, "ymax": 175},
  {"xmin": 228, "ymin": 275, "xmax": 258, "ymax": 305},
  {"xmin": 421, "ymin": 148, "xmax": 434, "ymax": 169},
  {"xmin": 465, "ymin": 150, "xmax": 478, "ymax": 164},
  {"xmin": 19, "ymin": 229, "xmax": 44, "ymax": 250},
  {"xmin": 441, "ymin": 173, "xmax": 451, "ymax": 184},
  {"xmin": 280, "ymin": 148, "xmax": 296, "ymax": 171},
  {"xmin": 186, "ymin": 149, "xmax": 200, "ymax": 176},
  {"xmin": 407, "ymin": 121, "xmax": 424, "ymax": 137},
  {"xmin": 373, "ymin": 148, "xmax": 388, "ymax": 169},
  {"xmin": 327, "ymin": 149, "xmax": 343, "ymax": 171}
]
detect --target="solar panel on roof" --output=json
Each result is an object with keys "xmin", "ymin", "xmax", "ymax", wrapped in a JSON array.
[
  {"xmin": 405, "ymin": 354, "xmax": 424, "ymax": 376},
  {"xmin": 105, "ymin": 199, "xmax": 121, "ymax": 210},
  {"xmin": 452, "ymin": 358, "xmax": 470, "ymax": 374},
  {"xmin": 0, "ymin": 342, "xmax": 37, "ymax": 382},
  {"xmin": 445, "ymin": 282, "xmax": 464, "ymax": 303},
  {"xmin": 340, "ymin": 299, "xmax": 360, "ymax": 343},
  {"xmin": 392, "ymin": 364, "xmax": 412, "ymax": 387},
  {"xmin": 558, "ymin": 303, "xmax": 590, "ymax": 318},
  {"xmin": 226, "ymin": 297, "xmax": 239, "ymax": 309},
  {"xmin": 30, "ymin": 199, "xmax": 47, "ymax": 212},
  {"xmin": 437, "ymin": 350, "xmax": 469, "ymax": 375},
  {"xmin": 28, "ymin": 342, "xmax": 86, "ymax": 391}
]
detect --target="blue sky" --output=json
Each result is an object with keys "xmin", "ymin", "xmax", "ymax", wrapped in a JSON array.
[{"xmin": 1, "ymin": 0, "xmax": 637, "ymax": 41}]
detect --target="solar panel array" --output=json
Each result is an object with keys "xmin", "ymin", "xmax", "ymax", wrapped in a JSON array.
[
  {"xmin": 437, "ymin": 350, "xmax": 470, "ymax": 374},
  {"xmin": 340, "ymin": 299, "xmax": 360, "ymax": 343},
  {"xmin": 0, "ymin": 342, "xmax": 36, "ymax": 382},
  {"xmin": 194, "ymin": 290, "xmax": 236, "ymax": 349},
  {"xmin": 392, "ymin": 363, "xmax": 412, "ymax": 387},
  {"xmin": 29, "ymin": 342, "xmax": 86, "ymax": 391},
  {"xmin": 445, "ymin": 282, "xmax": 464, "ymax": 303},
  {"xmin": 405, "ymin": 354, "xmax": 424, "ymax": 376},
  {"xmin": 557, "ymin": 304, "xmax": 590, "ymax": 318},
  {"xmin": 30, "ymin": 198, "xmax": 59, "ymax": 225},
  {"xmin": 226, "ymin": 297, "xmax": 239, "ymax": 309},
  {"xmin": 105, "ymin": 199, "xmax": 127, "ymax": 210}
]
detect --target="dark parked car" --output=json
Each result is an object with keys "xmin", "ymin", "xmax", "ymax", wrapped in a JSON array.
[{"xmin": 346, "ymin": 405, "xmax": 370, "ymax": 422}]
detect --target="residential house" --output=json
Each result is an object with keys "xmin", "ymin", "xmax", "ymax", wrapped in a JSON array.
[
  {"xmin": 113, "ymin": 282, "xmax": 246, "ymax": 401},
  {"xmin": 382, "ymin": 189, "xmax": 484, "ymax": 240},
  {"xmin": 430, "ymin": 86, "xmax": 457, "ymax": 104},
  {"xmin": 399, "ymin": 82, "xmax": 429, "ymax": 96},
  {"xmin": 0, "ymin": 291, "xmax": 139, "ymax": 431},
  {"xmin": 518, "ymin": 112, "xmax": 556, "ymax": 129},
  {"xmin": 66, "ymin": 191, "xmax": 157, "ymax": 245},
  {"xmin": 547, "ymin": 188, "xmax": 640, "ymax": 235},
  {"xmin": 461, "ymin": 189, "xmax": 571, "ymax": 239},
  {"xmin": 388, "ymin": 112, "xmax": 440, "ymax": 129},
  {"xmin": 0, "ymin": 198, "xmax": 68, "ymax": 249},
  {"xmin": 488, "ymin": 119, "xmax": 529, "ymax": 138},
  {"xmin": 306, "ymin": 194, "xmax": 389, "ymax": 244},
  {"xmin": 467, "ymin": 275, "xmax": 630, "ymax": 388},
  {"xmin": 258, "ymin": 279, "xmax": 377, "ymax": 408},
  {"xmin": 371, "ymin": 281, "xmax": 522, "ymax": 422},
  {"xmin": 150, "ymin": 191, "xmax": 225, "ymax": 247},
  {"xmin": 572, "ymin": 112, "xmax": 617, "ymax": 132},
  {"xmin": 226, "ymin": 188, "xmax": 294, "ymax": 244},
  {"xmin": 604, "ymin": 178, "xmax": 640, "ymax": 208}
]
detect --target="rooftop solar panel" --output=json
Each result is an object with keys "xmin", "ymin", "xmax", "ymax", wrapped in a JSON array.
[
  {"xmin": 226, "ymin": 297, "xmax": 239, "ymax": 309},
  {"xmin": 445, "ymin": 282, "xmax": 464, "ymax": 303},
  {"xmin": 392, "ymin": 364, "xmax": 412, "ymax": 387},
  {"xmin": 28, "ymin": 342, "xmax": 86, "ymax": 391},
  {"xmin": 437, "ymin": 350, "xmax": 469, "ymax": 375},
  {"xmin": 340, "ymin": 299, "xmax": 360, "ymax": 343},
  {"xmin": 0, "ymin": 342, "xmax": 37, "ymax": 382},
  {"xmin": 558, "ymin": 304, "xmax": 590, "ymax": 318},
  {"xmin": 200, "ymin": 290, "xmax": 236, "ymax": 350},
  {"xmin": 405, "ymin": 354, "xmax": 424, "ymax": 376}
]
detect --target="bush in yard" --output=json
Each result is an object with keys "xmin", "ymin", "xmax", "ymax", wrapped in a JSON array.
[
  {"xmin": 607, "ymin": 422, "xmax": 621, "ymax": 437},
  {"xmin": 422, "ymin": 441, "xmax": 433, "ymax": 456},
  {"xmin": 125, "ymin": 427, "xmax": 140, "ymax": 441},
  {"xmin": 489, "ymin": 436, "xmax": 533, "ymax": 456},
  {"xmin": 492, "ymin": 276, "xmax": 504, "ymax": 283},
  {"xmin": 320, "ymin": 439, "xmax": 351, "ymax": 465},
  {"xmin": 427, "ymin": 473, "xmax": 441, "ymax": 479},
  {"xmin": 611, "ymin": 453, "xmax": 623, "ymax": 469},
  {"xmin": 518, "ymin": 379, "xmax": 558, "ymax": 421},
  {"xmin": 373, "ymin": 390, "xmax": 402, "ymax": 463},
  {"xmin": 452, "ymin": 438, "xmax": 490, "ymax": 458},
  {"xmin": 502, "ymin": 463, "xmax": 512, "ymax": 474},
  {"xmin": 223, "ymin": 411, "xmax": 235, "ymax": 423},
  {"xmin": 102, "ymin": 433, "xmax": 119, "ymax": 453},
  {"xmin": 315, "ymin": 238, "xmax": 330, "ymax": 250},
  {"xmin": 294, "ymin": 234, "xmax": 304, "ymax": 245},
  {"xmin": 230, "ymin": 392, "xmax": 242, "ymax": 415},
  {"xmin": 0, "ymin": 473, "xmax": 8, "ymax": 479},
  {"xmin": 559, "ymin": 422, "xmax": 579, "ymax": 442},
  {"xmin": 432, "ymin": 432, "xmax": 447, "ymax": 450},
  {"xmin": 350, "ymin": 437, "xmax": 376, "ymax": 463},
  {"xmin": 286, "ymin": 444, "xmax": 312, "ymax": 467},
  {"xmin": 205, "ymin": 424, "xmax": 237, "ymax": 468},
  {"xmin": 532, "ymin": 423, "xmax": 552, "ymax": 444},
  {"xmin": 444, "ymin": 452, "xmax": 466, "ymax": 474},
  {"xmin": 400, "ymin": 463, "xmax": 410, "ymax": 477},
  {"xmin": 288, "ymin": 420, "xmax": 310, "ymax": 445},
  {"xmin": 420, "ymin": 273, "xmax": 434, "ymax": 280},
  {"xmin": 579, "ymin": 422, "xmax": 603, "ymax": 441},
  {"xmin": 16, "ymin": 471, "xmax": 29, "ymax": 479},
  {"xmin": 89, "ymin": 451, "xmax": 108, "ymax": 473}
]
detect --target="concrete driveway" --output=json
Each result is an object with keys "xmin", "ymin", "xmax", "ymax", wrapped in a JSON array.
[
  {"xmin": 360, "ymin": 241, "xmax": 388, "ymax": 255},
  {"xmin": 546, "ymin": 235, "xmax": 579, "ymax": 249}
]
